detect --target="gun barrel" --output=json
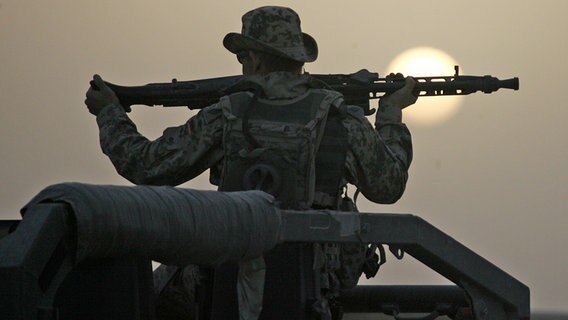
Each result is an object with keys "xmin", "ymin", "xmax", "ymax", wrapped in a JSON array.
[{"xmin": 371, "ymin": 75, "xmax": 520, "ymax": 97}]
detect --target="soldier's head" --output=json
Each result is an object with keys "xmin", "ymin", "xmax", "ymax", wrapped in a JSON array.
[{"xmin": 223, "ymin": 6, "xmax": 318, "ymax": 76}]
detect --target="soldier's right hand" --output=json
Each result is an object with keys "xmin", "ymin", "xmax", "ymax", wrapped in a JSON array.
[{"xmin": 84, "ymin": 74, "xmax": 119, "ymax": 116}]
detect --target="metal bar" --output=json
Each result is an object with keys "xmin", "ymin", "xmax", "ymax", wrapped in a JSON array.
[
  {"xmin": 279, "ymin": 210, "xmax": 530, "ymax": 319},
  {"xmin": 339, "ymin": 285, "xmax": 468, "ymax": 315}
]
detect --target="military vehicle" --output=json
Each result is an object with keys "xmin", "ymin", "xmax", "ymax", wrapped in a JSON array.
[{"xmin": 0, "ymin": 183, "xmax": 529, "ymax": 320}]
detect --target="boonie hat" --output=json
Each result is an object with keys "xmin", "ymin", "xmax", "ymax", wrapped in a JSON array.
[{"xmin": 223, "ymin": 6, "xmax": 318, "ymax": 63}]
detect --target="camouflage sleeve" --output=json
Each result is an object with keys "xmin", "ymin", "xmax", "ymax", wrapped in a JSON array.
[
  {"xmin": 343, "ymin": 109, "xmax": 412, "ymax": 204},
  {"xmin": 95, "ymin": 103, "xmax": 224, "ymax": 186}
]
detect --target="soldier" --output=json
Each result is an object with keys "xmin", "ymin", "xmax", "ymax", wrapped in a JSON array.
[{"xmin": 84, "ymin": 6, "xmax": 417, "ymax": 320}]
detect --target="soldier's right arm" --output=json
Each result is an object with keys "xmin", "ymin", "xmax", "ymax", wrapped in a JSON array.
[{"xmin": 95, "ymin": 102, "xmax": 224, "ymax": 186}]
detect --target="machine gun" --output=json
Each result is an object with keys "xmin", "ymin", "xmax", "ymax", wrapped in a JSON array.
[{"xmin": 97, "ymin": 66, "xmax": 519, "ymax": 115}]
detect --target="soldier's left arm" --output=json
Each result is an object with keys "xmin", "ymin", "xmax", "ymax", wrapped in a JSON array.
[{"xmin": 343, "ymin": 113, "xmax": 412, "ymax": 204}]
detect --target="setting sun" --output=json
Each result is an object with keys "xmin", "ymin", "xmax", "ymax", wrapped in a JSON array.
[{"xmin": 385, "ymin": 47, "xmax": 463, "ymax": 126}]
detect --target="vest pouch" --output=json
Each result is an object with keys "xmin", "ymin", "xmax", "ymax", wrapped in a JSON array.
[
  {"xmin": 221, "ymin": 142, "xmax": 312, "ymax": 209},
  {"xmin": 221, "ymin": 90, "xmax": 337, "ymax": 209}
]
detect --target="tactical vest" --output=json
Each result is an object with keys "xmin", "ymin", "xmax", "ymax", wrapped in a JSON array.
[
  {"xmin": 216, "ymin": 88, "xmax": 371, "ymax": 316},
  {"xmin": 219, "ymin": 89, "xmax": 347, "ymax": 210}
]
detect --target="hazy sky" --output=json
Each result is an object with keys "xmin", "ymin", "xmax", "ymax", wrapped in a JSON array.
[{"xmin": 1, "ymin": 0, "xmax": 566, "ymax": 312}]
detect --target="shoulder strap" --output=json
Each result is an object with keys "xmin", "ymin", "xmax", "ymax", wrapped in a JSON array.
[{"xmin": 313, "ymin": 99, "xmax": 349, "ymax": 209}]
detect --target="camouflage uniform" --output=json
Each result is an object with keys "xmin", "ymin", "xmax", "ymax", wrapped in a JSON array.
[
  {"xmin": 94, "ymin": 6, "xmax": 412, "ymax": 320},
  {"xmin": 97, "ymin": 72, "xmax": 411, "ymax": 317},
  {"xmin": 96, "ymin": 73, "xmax": 411, "ymax": 203}
]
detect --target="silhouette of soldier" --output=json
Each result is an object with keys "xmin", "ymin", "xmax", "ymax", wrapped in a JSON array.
[{"xmin": 85, "ymin": 6, "xmax": 417, "ymax": 320}]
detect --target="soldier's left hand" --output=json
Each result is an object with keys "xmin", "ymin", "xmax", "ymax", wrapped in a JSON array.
[
  {"xmin": 381, "ymin": 75, "xmax": 418, "ymax": 110},
  {"xmin": 84, "ymin": 74, "xmax": 119, "ymax": 116},
  {"xmin": 376, "ymin": 75, "xmax": 418, "ymax": 123}
]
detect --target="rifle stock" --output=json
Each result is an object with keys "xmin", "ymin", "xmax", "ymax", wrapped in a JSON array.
[{"xmin": 103, "ymin": 66, "xmax": 519, "ymax": 116}]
